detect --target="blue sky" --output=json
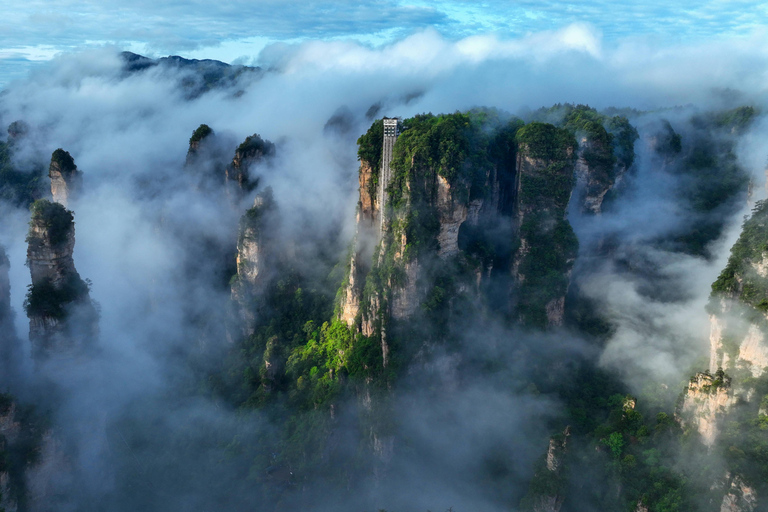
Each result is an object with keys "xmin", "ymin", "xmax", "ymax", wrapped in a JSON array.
[{"xmin": 2, "ymin": 1, "xmax": 767, "ymax": 86}]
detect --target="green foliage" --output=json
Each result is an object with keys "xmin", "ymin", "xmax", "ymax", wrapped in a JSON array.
[
  {"xmin": 27, "ymin": 199, "xmax": 74, "ymax": 248},
  {"xmin": 516, "ymin": 213, "xmax": 578, "ymax": 328},
  {"xmin": 23, "ymin": 273, "xmax": 90, "ymax": 320},
  {"xmin": 357, "ymin": 118, "xmax": 384, "ymax": 174},
  {"xmin": 711, "ymin": 200, "xmax": 768, "ymax": 309},
  {"xmin": 387, "ymin": 112, "xmax": 505, "ymax": 209},
  {"xmin": 50, "ymin": 148, "xmax": 76, "ymax": 173},
  {"xmin": 516, "ymin": 121, "xmax": 575, "ymax": 162},
  {"xmin": 604, "ymin": 431, "xmax": 625, "ymax": 459},
  {"xmin": 694, "ymin": 106, "xmax": 759, "ymax": 134},
  {"xmin": 516, "ymin": 122, "xmax": 575, "ymax": 215},
  {"xmin": 285, "ymin": 320, "xmax": 353, "ymax": 407},
  {"xmin": 237, "ymin": 133, "xmax": 274, "ymax": 158},
  {"xmin": 607, "ymin": 115, "xmax": 639, "ymax": 170},
  {"xmin": 662, "ymin": 112, "xmax": 751, "ymax": 256},
  {"xmin": 189, "ymin": 124, "xmax": 213, "ymax": 145}
]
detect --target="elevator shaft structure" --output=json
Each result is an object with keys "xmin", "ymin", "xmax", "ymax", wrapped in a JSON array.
[{"xmin": 379, "ymin": 117, "xmax": 401, "ymax": 233}]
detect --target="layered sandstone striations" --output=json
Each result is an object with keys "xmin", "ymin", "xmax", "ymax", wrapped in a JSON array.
[
  {"xmin": 48, "ymin": 149, "xmax": 82, "ymax": 207},
  {"xmin": 25, "ymin": 199, "xmax": 97, "ymax": 359}
]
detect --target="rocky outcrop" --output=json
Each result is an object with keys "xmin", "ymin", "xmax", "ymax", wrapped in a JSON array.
[
  {"xmin": 574, "ymin": 134, "xmax": 623, "ymax": 214},
  {"xmin": 225, "ymin": 134, "xmax": 274, "ymax": 199},
  {"xmin": 48, "ymin": 149, "xmax": 82, "ymax": 207},
  {"xmin": 720, "ymin": 474, "xmax": 757, "ymax": 512},
  {"xmin": 521, "ymin": 426, "xmax": 570, "ymax": 512},
  {"xmin": 358, "ymin": 159, "xmax": 379, "ymax": 226},
  {"xmin": 338, "ymin": 155, "xmax": 382, "ymax": 328},
  {"xmin": 25, "ymin": 200, "xmax": 97, "ymax": 359},
  {"xmin": 678, "ymin": 371, "xmax": 734, "ymax": 447},
  {"xmin": 231, "ymin": 189, "xmax": 276, "ymax": 336},
  {"xmin": 339, "ymin": 248, "xmax": 362, "ymax": 326},
  {"xmin": 185, "ymin": 123, "xmax": 214, "ymax": 166},
  {"xmin": 512, "ymin": 123, "xmax": 577, "ymax": 328},
  {"xmin": 436, "ymin": 175, "xmax": 468, "ymax": 258},
  {"xmin": 708, "ymin": 202, "xmax": 768, "ymax": 377}
]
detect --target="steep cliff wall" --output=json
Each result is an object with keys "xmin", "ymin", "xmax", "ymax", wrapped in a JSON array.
[
  {"xmin": 24, "ymin": 199, "xmax": 97, "ymax": 359},
  {"xmin": 350, "ymin": 113, "xmax": 523, "ymax": 346},
  {"xmin": 720, "ymin": 474, "xmax": 758, "ymax": 512},
  {"xmin": 231, "ymin": 189, "xmax": 276, "ymax": 336},
  {"xmin": 565, "ymin": 108, "xmax": 637, "ymax": 215},
  {"xmin": 708, "ymin": 200, "xmax": 768, "ymax": 376},
  {"xmin": 678, "ymin": 371, "xmax": 734, "ymax": 447},
  {"xmin": 48, "ymin": 149, "xmax": 82, "ymax": 207},
  {"xmin": 520, "ymin": 426, "xmax": 570, "ymax": 512},
  {"xmin": 513, "ymin": 122, "xmax": 577, "ymax": 328}
]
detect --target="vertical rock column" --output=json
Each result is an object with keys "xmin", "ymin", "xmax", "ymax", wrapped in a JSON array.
[
  {"xmin": 25, "ymin": 199, "xmax": 96, "ymax": 359},
  {"xmin": 48, "ymin": 149, "xmax": 82, "ymax": 207}
]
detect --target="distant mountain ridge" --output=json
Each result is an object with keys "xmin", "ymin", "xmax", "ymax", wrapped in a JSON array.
[{"xmin": 119, "ymin": 51, "xmax": 262, "ymax": 98}]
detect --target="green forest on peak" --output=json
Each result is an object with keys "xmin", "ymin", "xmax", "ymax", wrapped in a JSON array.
[
  {"xmin": 27, "ymin": 199, "xmax": 74, "ymax": 248},
  {"xmin": 50, "ymin": 148, "xmax": 76, "ymax": 173},
  {"xmin": 711, "ymin": 199, "xmax": 768, "ymax": 311}
]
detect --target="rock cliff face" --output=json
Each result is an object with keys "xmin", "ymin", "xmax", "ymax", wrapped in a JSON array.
[
  {"xmin": 358, "ymin": 159, "xmax": 379, "ymax": 226},
  {"xmin": 574, "ymin": 135, "xmax": 617, "ymax": 214},
  {"xmin": 231, "ymin": 189, "xmax": 276, "ymax": 336},
  {"xmin": 669, "ymin": 198, "xmax": 768, "ymax": 508},
  {"xmin": 338, "ymin": 157, "xmax": 380, "ymax": 327},
  {"xmin": 708, "ymin": 200, "xmax": 768, "ymax": 377},
  {"xmin": 544, "ymin": 105, "xmax": 637, "ymax": 215},
  {"xmin": 512, "ymin": 122, "xmax": 577, "ymax": 328},
  {"xmin": 48, "ymin": 149, "xmax": 82, "ymax": 207},
  {"xmin": 521, "ymin": 426, "xmax": 570, "ymax": 512},
  {"xmin": 25, "ymin": 199, "xmax": 97, "ymax": 359},
  {"xmin": 678, "ymin": 371, "xmax": 734, "ymax": 447},
  {"xmin": 343, "ymin": 114, "xmax": 582, "ymax": 357},
  {"xmin": 225, "ymin": 134, "xmax": 274, "ymax": 199},
  {"xmin": 720, "ymin": 474, "xmax": 758, "ymax": 512}
]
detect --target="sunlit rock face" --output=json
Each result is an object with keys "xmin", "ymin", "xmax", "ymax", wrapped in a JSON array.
[{"xmin": 678, "ymin": 371, "xmax": 735, "ymax": 447}]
